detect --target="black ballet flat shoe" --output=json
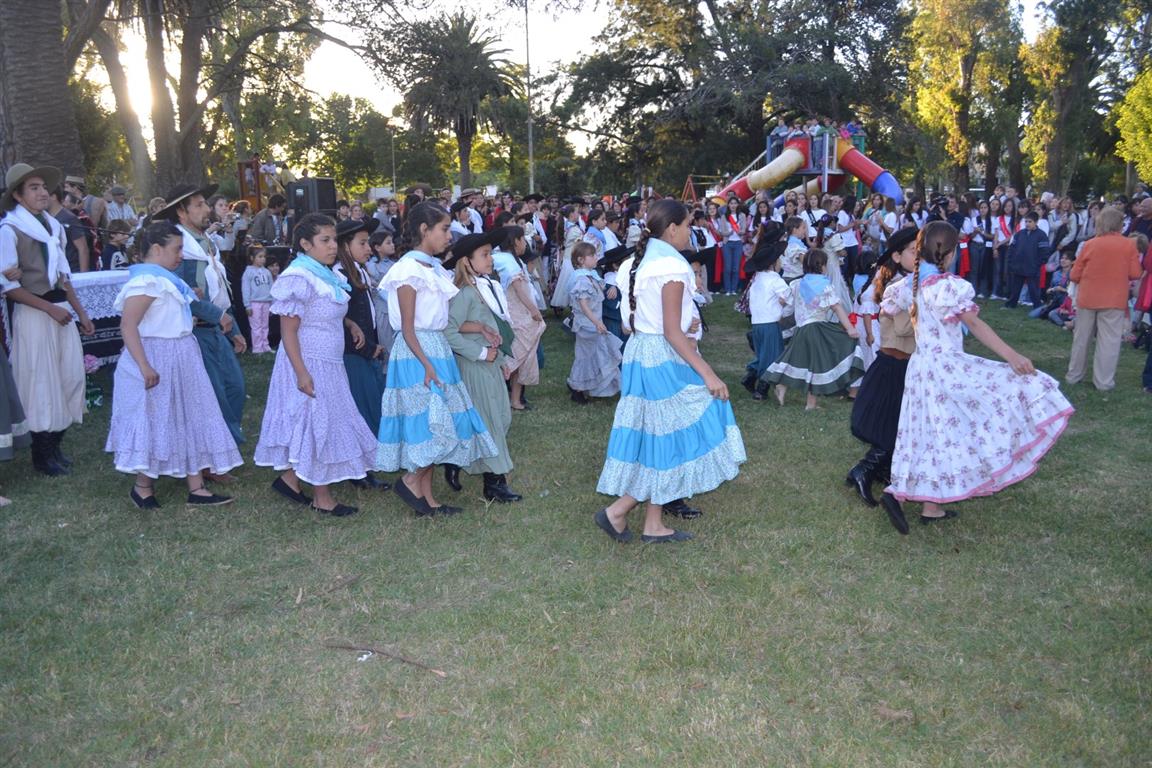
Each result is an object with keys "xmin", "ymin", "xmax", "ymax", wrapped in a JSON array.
[
  {"xmin": 594, "ymin": 508, "xmax": 633, "ymax": 543},
  {"xmin": 920, "ymin": 508, "xmax": 959, "ymax": 525},
  {"xmin": 186, "ymin": 491, "xmax": 234, "ymax": 506},
  {"xmin": 272, "ymin": 476, "xmax": 311, "ymax": 505},
  {"xmin": 880, "ymin": 492, "xmax": 909, "ymax": 535},
  {"xmin": 130, "ymin": 487, "xmax": 161, "ymax": 510},
  {"xmin": 443, "ymin": 464, "xmax": 462, "ymax": 492},
  {"xmin": 311, "ymin": 502, "xmax": 358, "ymax": 517},
  {"xmin": 662, "ymin": 498, "xmax": 703, "ymax": 519},
  {"xmin": 640, "ymin": 529, "xmax": 695, "ymax": 544},
  {"xmin": 394, "ymin": 480, "xmax": 432, "ymax": 516},
  {"xmin": 427, "ymin": 504, "xmax": 463, "ymax": 516},
  {"xmin": 845, "ymin": 468, "xmax": 879, "ymax": 507}
]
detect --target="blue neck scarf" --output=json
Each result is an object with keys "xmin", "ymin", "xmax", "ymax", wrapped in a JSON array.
[
  {"xmin": 130, "ymin": 263, "xmax": 195, "ymax": 322},
  {"xmin": 586, "ymin": 226, "xmax": 606, "ymax": 246},
  {"xmin": 643, "ymin": 237, "xmax": 689, "ymax": 264},
  {"xmin": 291, "ymin": 252, "xmax": 350, "ymax": 299},
  {"xmin": 404, "ymin": 249, "xmax": 442, "ymax": 268},
  {"xmin": 918, "ymin": 261, "xmax": 941, "ymax": 281},
  {"xmin": 798, "ymin": 273, "xmax": 831, "ymax": 304},
  {"xmin": 788, "ymin": 235, "xmax": 806, "ymax": 249}
]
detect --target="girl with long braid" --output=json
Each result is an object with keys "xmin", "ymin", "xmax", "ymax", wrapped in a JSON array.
[
  {"xmin": 879, "ymin": 221, "xmax": 1074, "ymax": 534},
  {"xmin": 594, "ymin": 200, "xmax": 746, "ymax": 544}
]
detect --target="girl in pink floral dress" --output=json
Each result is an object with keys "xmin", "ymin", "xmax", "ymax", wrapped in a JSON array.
[{"xmin": 879, "ymin": 221, "xmax": 1074, "ymax": 534}]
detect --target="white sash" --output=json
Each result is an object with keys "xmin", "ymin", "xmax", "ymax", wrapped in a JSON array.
[
  {"xmin": 178, "ymin": 224, "xmax": 230, "ymax": 310},
  {"xmin": 0, "ymin": 205, "xmax": 70, "ymax": 288}
]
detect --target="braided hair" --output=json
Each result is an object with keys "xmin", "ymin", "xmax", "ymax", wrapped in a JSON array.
[
  {"xmin": 910, "ymin": 220, "xmax": 959, "ymax": 325},
  {"xmin": 627, "ymin": 198, "xmax": 689, "ymax": 319}
]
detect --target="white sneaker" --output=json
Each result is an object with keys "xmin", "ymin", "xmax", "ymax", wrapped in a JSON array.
[{"xmin": 976, "ymin": 293, "xmax": 986, "ymax": 299}]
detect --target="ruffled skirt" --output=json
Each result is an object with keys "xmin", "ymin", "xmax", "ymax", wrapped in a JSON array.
[
  {"xmin": 105, "ymin": 335, "xmax": 242, "ymax": 478},
  {"xmin": 0, "ymin": 346, "xmax": 30, "ymax": 461},
  {"xmin": 850, "ymin": 351, "xmax": 909, "ymax": 451},
  {"xmin": 568, "ymin": 327, "xmax": 623, "ymax": 396},
  {"xmin": 762, "ymin": 321, "xmax": 865, "ymax": 395},
  {"xmin": 596, "ymin": 333, "xmax": 746, "ymax": 504},
  {"xmin": 378, "ymin": 330, "xmax": 498, "ymax": 472},
  {"xmin": 254, "ymin": 346, "xmax": 378, "ymax": 485}
]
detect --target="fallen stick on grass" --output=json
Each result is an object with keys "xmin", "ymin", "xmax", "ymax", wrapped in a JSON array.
[{"xmin": 324, "ymin": 642, "xmax": 447, "ymax": 678}]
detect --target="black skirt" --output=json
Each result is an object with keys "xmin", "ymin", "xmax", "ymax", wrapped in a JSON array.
[{"xmin": 850, "ymin": 351, "xmax": 909, "ymax": 450}]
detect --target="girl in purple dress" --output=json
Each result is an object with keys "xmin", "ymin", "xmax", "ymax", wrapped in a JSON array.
[
  {"xmin": 106, "ymin": 220, "xmax": 241, "ymax": 508},
  {"xmin": 254, "ymin": 214, "xmax": 379, "ymax": 517}
]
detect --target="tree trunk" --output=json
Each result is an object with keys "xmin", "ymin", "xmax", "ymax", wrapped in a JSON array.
[
  {"xmin": 0, "ymin": 0, "xmax": 86, "ymax": 178},
  {"xmin": 177, "ymin": 7, "xmax": 207, "ymax": 183},
  {"xmin": 220, "ymin": 88, "xmax": 245, "ymax": 157},
  {"xmin": 143, "ymin": 0, "xmax": 180, "ymax": 193},
  {"xmin": 1006, "ymin": 127, "xmax": 1025, "ymax": 192},
  {"xmin": 456, "ymin": 129, "xmax": 473, "ymax": 188},
  {"xmin": 951, "ymin": 49, "xmax": 976, "ymax": 194},
  {"xmin": 983, "ymin": 135, "xmax": 1002, "ymax": 198},
  {"xmin": 91, "ymin": 27, "xmax": 155, "ymax": 198}
]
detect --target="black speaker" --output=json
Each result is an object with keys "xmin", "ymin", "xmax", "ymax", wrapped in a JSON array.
[{"xmin": 286, "ymin": 178, "xmax": 337, "ymax": 219}]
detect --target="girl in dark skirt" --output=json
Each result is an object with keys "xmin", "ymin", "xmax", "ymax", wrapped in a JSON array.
[
  {"xmin": 333, "ymin": 217, "xmax": 391, "ymax": 491},
  {"xmin": 845, "ymin": 227, "xmax": 919, "ymax": 506},
  {"xmin": 762, "ymin": 248, "xmax": 863, "ymax": 410}
]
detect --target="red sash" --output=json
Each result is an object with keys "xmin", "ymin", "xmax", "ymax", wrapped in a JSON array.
[{"xmin": 958, "ymin": 235, "xmax": 970, "ymax": 277}]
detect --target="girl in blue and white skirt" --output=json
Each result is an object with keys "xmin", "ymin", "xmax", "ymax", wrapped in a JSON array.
[
  {"xmin": 595, "ymin": 199, "xmax": 746, "ymax": 544},
  {"xmin": 377, "ymin": 202, "xmax": 497, "ymax": 517}
]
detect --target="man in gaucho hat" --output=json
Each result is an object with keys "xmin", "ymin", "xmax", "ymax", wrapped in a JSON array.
[
  {"xmin": 153, "ymin": 183, "xmax": 247, "ymax": 462},
  {"xmin": 0, "ymin": 163, "xmax": 96, "ymax": 476}
]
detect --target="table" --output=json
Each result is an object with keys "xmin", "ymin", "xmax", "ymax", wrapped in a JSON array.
[{"xmin": 68, "ymin": 270, "xmax": 130, "ymax": 364}]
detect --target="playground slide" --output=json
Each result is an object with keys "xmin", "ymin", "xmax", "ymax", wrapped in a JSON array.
[{"xmin": 719, "ymin": 137, "xmax": 904, "ymax": 206}]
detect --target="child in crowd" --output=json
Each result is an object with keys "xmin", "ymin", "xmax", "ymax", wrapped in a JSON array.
[
  {"xmin": 599, "ymin": 244, "xmax": 629, "ymax": 341},
  {"xmin": 780, "ymin": 216, "xmax": 809, "ymax": 282},
  {"xmin": 254, "ymin": 214, "xmax": 380, "ymax": 517},
  {"xmin": 101, "ymin": 219, "xmax": 133, "ymax": 270},
  {"xmin": 1029, "ymin": 251, "xmax": 1074, "ymax": 321},
  {"xmin": 1004, "ymin": 211, "xmax": 1051, "ymax": 309},
  {"xmin": 333, "ymin": 217, "xmax": 391, "ymax": 492},
  {"xmin": 378, "ymin": 202, "xmax": 497, "ymax": 516},
  {"xmin": 879, "ymin": 221, "xmax": 1073, "ymax": 534},
  {"xmin": 762, "ymin": 248, "xmax": 863, "ymax": 410},
  {"xmin": 105, "ymin": 220, "xmax": 241, "ymax": 508},
  {"xmin": 242, "ymin": 245, "xmax": 274, "ymax": 353},
  {"xmin": 365, "ymin": 228, "xmax": 397, "ymax": 353},
  {"xmin": 741, "ymin": 239, "xmax": 792, "ymax": 401},
  {"xmin": 567, "ymin": 242, "xmax": 623, "ymax": 404}
]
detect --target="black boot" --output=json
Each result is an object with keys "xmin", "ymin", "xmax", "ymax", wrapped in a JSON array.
[
  {"xmin": 31, "ymin": 432, "xmax": 68, "ymax": 477},
  {"xmin": 52, "ymin": 430, "xmax": 73, "ymax": 468},
  {"xmin": 740, "ymin": 371, "xmax": 757, "ymax": 394},
  {"xmin": 845, "ymin": 446, "xmax": 885, "ymax": 507},
  {"xmin": 752, "ymin": 381, "xmax": 769, "ymax": 401},
  {"xmin": 880, "ymin": 492, "xmax": 909, "ymax": 535},
  {"xmin": 483, "ymin": 473, "xmax": 522, "ymax": 503},
  {"xmin": 443, "ymin": 464, "xmax": 462, "ymax": 492},
  {"xmin": 663, "ymin": 498, "xmax": 703, "ymax": 519}
]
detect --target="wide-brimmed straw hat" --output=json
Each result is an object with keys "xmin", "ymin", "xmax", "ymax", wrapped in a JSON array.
[
  {"xmin": 151, "ymin": 182, "xmax": 219, "ymax": 222},
  {"xmin": 1, "ymin": 163, "xmax": 62, "ymax": 210}
]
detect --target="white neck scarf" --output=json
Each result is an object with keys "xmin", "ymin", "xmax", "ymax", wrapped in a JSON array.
[
  {"xmin": 2, "ymin": 205, "xmax": 69, "ymax": 287},
  {"xmin": 178, "ymin": 224, "xmax": 230, "ymax": 310}
]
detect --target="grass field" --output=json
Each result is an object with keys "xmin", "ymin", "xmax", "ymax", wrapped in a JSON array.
[{"xmin": 1, "ymin": 297, "xmax": 1149, "ymax": 767}]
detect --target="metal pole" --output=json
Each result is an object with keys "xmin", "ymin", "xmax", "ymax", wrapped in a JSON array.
[
  {"xmin": 525, "ymin": 0, "xmax": 535, "ymax": 194},
  {"xmin": 390, "ymin": 130, "xmax": 397, "ymax": 195}
]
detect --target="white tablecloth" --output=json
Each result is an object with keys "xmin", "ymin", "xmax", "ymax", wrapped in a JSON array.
[{"xmin": 67, "ymin": 269, "xmax": 130, "ymax": 320}]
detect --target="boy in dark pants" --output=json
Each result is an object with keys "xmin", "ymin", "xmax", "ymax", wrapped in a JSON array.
[{"xmin": 1004, "ymin": 211, "xmax": 1051, "ymax": 309}]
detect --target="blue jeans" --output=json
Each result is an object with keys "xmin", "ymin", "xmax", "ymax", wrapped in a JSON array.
[
  {"xmin": 968, "ymin": 242, "xmax": 990, "ymax": 295},
  {"xmin": 992, "ymin": 246, "xmax": 1008, "ymax": 297},
  {"xmin": 722, "ymin": 241, "xmax": 743, "ymax": 293}
]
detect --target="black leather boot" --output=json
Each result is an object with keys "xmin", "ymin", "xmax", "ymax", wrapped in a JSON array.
[
  {"xmin": 31, "ymin": 432, "xmax": 68, "ymax": 477},
  {"xmin": 662, "ymin": 498, "xmax": 703, "ymax": 519},
  {"xmin": 443, "ymin": 464, "xmax": 462, "ymax": 492},
  {"xmin": 52, "ymin": 430, "xmax": 73, "ymax": 468},
  {"xmin": 752, "ymin": 381, "xmax": 769, "ymax": 401},
  {"xmin": 483, "ymin": 473, "xmax": 522, "ymax": 503},
  {"xmin": 740, "ymin": 371, "xmax": 757, "ymax": 394},
  {"xmin": 845, "ymin": 446, "xmax": 884, "ymax": 507}
]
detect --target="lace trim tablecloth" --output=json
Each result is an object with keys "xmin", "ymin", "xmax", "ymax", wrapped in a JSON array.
[{"xmin": 66, "ymin": 269, "xmax": 131, "ymax": 320}]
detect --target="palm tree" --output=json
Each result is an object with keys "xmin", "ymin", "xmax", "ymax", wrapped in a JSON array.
[{"xmin": 397, "ymin": 13, "xmax": 518, "ymax": 188}]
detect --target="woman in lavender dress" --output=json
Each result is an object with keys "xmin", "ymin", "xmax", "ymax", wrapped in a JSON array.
[
  {"xmin": 105, "ymin": 220, "xmax": 241, "ymax": 508},
  {"xmin": 254, "ymin": 214, "xmax": 379, "ymax": 517}
]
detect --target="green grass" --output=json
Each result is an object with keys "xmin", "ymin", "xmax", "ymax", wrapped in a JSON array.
[{"xmin": 1, "ymin": 299, "xmax": 1149, "ymax": 767}]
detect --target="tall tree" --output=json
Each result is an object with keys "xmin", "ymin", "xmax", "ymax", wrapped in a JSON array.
[
  {"xmin": 383, "ymin": 13, "xmax": 517, "ymax": 188},
  {"xmin": 0, "ymin": 0, "xmax": 86, "ymax": 177},
  {"xmin": 907, "ymin": 0, "xmax": 1022, "ymax": 191}
]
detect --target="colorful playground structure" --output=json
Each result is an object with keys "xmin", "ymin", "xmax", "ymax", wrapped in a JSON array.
[{"xmin": 718, "ymin": 134, "xmax": 904, "ymax": 206}]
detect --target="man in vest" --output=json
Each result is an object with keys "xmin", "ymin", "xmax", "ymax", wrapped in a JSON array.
[
  {"xmin": 153, "ymin": 183, "xmax": 247, "ymax": 458},
  {"xmin": 0, "ymin": 163, "xmax": 95, "ymax": 475}
]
